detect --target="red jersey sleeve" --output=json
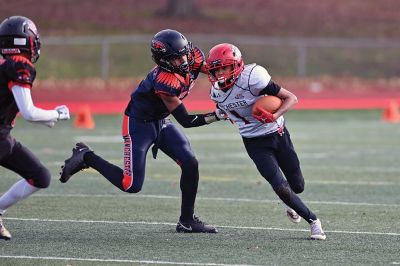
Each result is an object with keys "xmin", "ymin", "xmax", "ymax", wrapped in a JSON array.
[{"xmin": 5, "ymin": 55, "xmax": 36, "ymax": 90}]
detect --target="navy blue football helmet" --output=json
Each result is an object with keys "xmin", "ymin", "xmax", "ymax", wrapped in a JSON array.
[
  {"xmin": 0, "ymin": 16, "xmax": 41, "ymax": 63},
  {"xmin": 150, "ymin": 29, "xmax": 194, "ymax": 74}
]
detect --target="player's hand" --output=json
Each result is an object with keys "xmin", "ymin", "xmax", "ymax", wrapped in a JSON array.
[
  {"xmin": 253, "ymin": 106, "xmax": 275, "ymax": 123},
  {"xmin": 55, "ymin": 105, "xmax": 70, "ymax": 120},
  {"xmin": 215, "ymin": 108, "xmax": 228, "ymax": 120}
]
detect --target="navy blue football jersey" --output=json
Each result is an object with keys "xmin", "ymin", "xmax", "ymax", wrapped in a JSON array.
[
  {"xmin": 0, "ymin": 55, "xmax": 36, "ymax": 128},
  {"xmin": 125, "ymin": 46, "xmax": 205, "ymax": 121}
]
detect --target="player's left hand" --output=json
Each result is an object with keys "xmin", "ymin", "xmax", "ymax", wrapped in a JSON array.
[
  {"xmin": 215, "ymin": 108, "xmax": 228, "ymax": 120},
  {"xmin": 253, "ymin": 106, "xmax": 275, "ymax": 123},
  {"xmin": 55, "ymin": 105, "xmax": 70, "ymax": 120}
]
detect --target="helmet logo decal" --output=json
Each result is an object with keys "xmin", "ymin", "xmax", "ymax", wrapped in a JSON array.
[
  {"xmin": 210, "ymin": 59, "xmax": 221, "ymax": 66},
  {"xmin": 151, "ymin": 40, "xmax": 166, "ymax": 52},
  {"xmin": 14, "ymin": 38, "xmax": 27, "ymax": 45}
]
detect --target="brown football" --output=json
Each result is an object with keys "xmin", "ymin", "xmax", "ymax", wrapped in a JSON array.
[{"xmin": 252, "ymin": 95, "xmax": 282, "ymax": 114}]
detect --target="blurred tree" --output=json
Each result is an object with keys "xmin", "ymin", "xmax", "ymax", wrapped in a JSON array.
[{"xmin": 160, "ymin": 0, "xmax": 201, "ymax": 17}]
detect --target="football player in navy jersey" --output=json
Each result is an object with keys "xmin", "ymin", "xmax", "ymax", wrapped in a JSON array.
[
  {"xmin": 205, "ymin": 43, "xmax": 326, "ymax": 240},
  {"xmin": 0, "ymin": 16, "xmax": 70, "ymax": 240},
  {"xmin": 60, "ymin": 29, "xmax": 224, "ymax": 233}
]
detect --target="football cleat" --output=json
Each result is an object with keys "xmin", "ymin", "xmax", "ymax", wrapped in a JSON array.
[
  {"xmin": 59, "ymin": 142, "xmax": 92, "ymax": 183},
  {"xmin": 0, "ymin": 216, "xmax": 12, "ymax": 240},
  {"xmin": 176, "ymin": 215, "xmax": 218, "ymax": 233},
  {"xmin": 310, "ymin": 219, "xmax": 326, "ymax": 240},
  {"xmin": 286, "ymin": 208, "xmax": 302, "ymax": 224},
  {"xmin": 280, "ymin": 201, "xmax": 301, "ymax": 224}
]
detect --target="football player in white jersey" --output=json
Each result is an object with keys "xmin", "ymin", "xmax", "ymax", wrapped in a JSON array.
[{"xmin": 206, "ymin": 43, "xmax": 326, "ymax": 240}]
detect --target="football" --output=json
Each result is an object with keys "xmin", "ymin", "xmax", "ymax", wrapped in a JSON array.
[{"xmin": 252, "ymin": 95, "xmax": 282, "ymax": 114}]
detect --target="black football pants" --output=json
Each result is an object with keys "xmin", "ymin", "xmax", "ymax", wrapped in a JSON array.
[
  {"xmin": 84, "ymin": 116, "xmax": 199, "ymax": 221},
  {"xmin": 0, "ymin": 134, "xmax": 51, "ymax": 188},
  {"xmin": 242, "ymin": 127, "xmax": 317, "ymax": 223}
]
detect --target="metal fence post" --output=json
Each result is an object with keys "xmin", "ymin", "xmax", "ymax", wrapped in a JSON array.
[
  {"xmin": 296, "ymin": 44, "xmax": 307, "ymax": 77},
  {"xmin": 101, "ymin": 39, "xmax": 110, "ymax": 80}
]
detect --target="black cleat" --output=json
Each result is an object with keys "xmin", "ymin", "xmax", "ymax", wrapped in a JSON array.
[
  {"xmin": 59, "ymin": 142, "xmax": 92, "ymax": 183},
  {"xmin": 176, "ymin": 215, "xmax": 218, "ymax": 233}
]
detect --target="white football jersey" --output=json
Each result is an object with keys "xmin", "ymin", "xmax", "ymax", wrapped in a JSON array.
[{"xmin": 210, "ymin": 64, "xmax": 284, "ymax": 138}]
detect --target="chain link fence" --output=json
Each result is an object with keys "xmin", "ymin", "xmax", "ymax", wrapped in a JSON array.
[{"xmin": 38, "ymin": 34, "xmax": 400, "ymax": 79}]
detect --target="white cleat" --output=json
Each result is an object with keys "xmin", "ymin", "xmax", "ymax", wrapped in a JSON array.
[
  {"xmin": 310, "ymin": 219, "xmax": 326, "ymax": 240},
  {"xmin": 286, "ymin": 208, "xmax": 302, "ymax": 224},
  {"xmin": 280, "ymin": 201, "xmax": 302, "ymax": 224},
  {"xmin": 0, "ymin": 216, "xmax": 12, "ymax": 240}
]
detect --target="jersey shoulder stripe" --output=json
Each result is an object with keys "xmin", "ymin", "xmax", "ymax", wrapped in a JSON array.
[
  {"xmin": 154, "ymin": 70, "xmax": 183, "ymax": 96},
  {"xmin": 2, "ymin": 56, "xmax": 36, "ymax": 91},
  {"xmin": 9, "ymin": 55, "xmax": 34, "ymax": 66}
]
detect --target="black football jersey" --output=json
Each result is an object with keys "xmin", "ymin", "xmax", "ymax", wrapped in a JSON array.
[{"xmin": 0, "ymin": 55, "xmax": 36, "ymax": 128}]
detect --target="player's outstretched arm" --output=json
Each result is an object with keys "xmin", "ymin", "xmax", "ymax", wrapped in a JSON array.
[
  {"xmin": 160, "ymin": 94, "xmax": 223, "ymax": 128},
  {"xmin": 12, "ymin": 85, "xmax": 70, "ymax": 127}
]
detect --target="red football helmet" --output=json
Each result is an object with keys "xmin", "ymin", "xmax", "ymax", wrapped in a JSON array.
[{"xmin": 206, "ymin": 43, "xmax": 244, "ymax": 90}]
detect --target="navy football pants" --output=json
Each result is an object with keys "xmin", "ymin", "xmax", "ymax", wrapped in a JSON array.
[
  {"xmin": 242, "ymin": 127, "xmax": 317, "ymax": 223},
  {"xmin": 84, "ymin": 115, "xmax": 199, "ymax": 220}
]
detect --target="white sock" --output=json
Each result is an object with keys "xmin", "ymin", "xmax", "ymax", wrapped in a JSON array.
[{"xmin": 0, "ymin": 179, "xmax": 40, "ymax": 214}]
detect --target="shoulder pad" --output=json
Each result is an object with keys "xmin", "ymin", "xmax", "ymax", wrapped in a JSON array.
[
  {"xmin": 4, "ymin": 56, "xmax": 36, "ymax": 89},
  {"xmin": 155, "ymin": 70, "xmax": 184, "ymax": 96}
]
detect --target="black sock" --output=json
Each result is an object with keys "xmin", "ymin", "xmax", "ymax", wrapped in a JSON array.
[
  {"xmin": 179, "ymin": 158, "xmax": 199, "ymax": 221},
  {"xmin": 84, "ymin": 152, "xmax": 125, "ymax": 191}
]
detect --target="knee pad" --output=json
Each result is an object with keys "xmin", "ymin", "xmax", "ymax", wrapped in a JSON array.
[
  {"xmin": 291, "ymin": 182, "xmax": 304, "ymax": 194},
  {"xmin": 28, "ymin": 166, "xmax": 51, "ymax": 188}
]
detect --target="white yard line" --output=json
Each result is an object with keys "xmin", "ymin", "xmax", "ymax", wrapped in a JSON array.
[
  {"xmin": 4, "ymin": 217, "xmax": 400, "ymax": 236},
  {"xmin": 33, "ymin": 193, "xmax": 400, "ymax": 208},
  {"xmin": 0, "ymin": 255, "xmax": 259, "ymax": 266}
]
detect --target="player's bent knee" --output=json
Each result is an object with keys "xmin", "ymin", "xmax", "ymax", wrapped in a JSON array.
[
  {"xmin": 125, "ymin": 185, "xmax": 142, "ymax": 193},
  {"xmin": 29, "ymin": 166, "xmax": 51, "ymax": 188},
  {"xmin": 122, "ymin": 173, "xmax": 143, "ymax": 193},
  {"xmin": 291, "ymin": 183, "xmax": 304, "ymax": 194},
  {"xmin": 180, "ymin": 157, "xmax": 199, "ymax": 171}
]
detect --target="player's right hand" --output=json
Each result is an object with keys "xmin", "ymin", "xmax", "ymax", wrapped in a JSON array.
[
  {"xmin": 55, "ymin": 105, "xmax": 70, "ymax": 120},
  {"xmin": 253, "ymin": 106, "xmax": 275, "ymax": 123}
]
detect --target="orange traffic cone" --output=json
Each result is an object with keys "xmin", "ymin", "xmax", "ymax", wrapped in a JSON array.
[
  {"xmin": 74, "ymin": 106, "xmax": 95, "ymax": 129},
  {"xmin": 382, "ymin": 100, "xmax": 400, "ymax": 123}
]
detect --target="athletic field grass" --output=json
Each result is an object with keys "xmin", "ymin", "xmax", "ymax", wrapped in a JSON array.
[{"xmin": 1, "ymin": 110, "xmax": 399, "ymax": 265}]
